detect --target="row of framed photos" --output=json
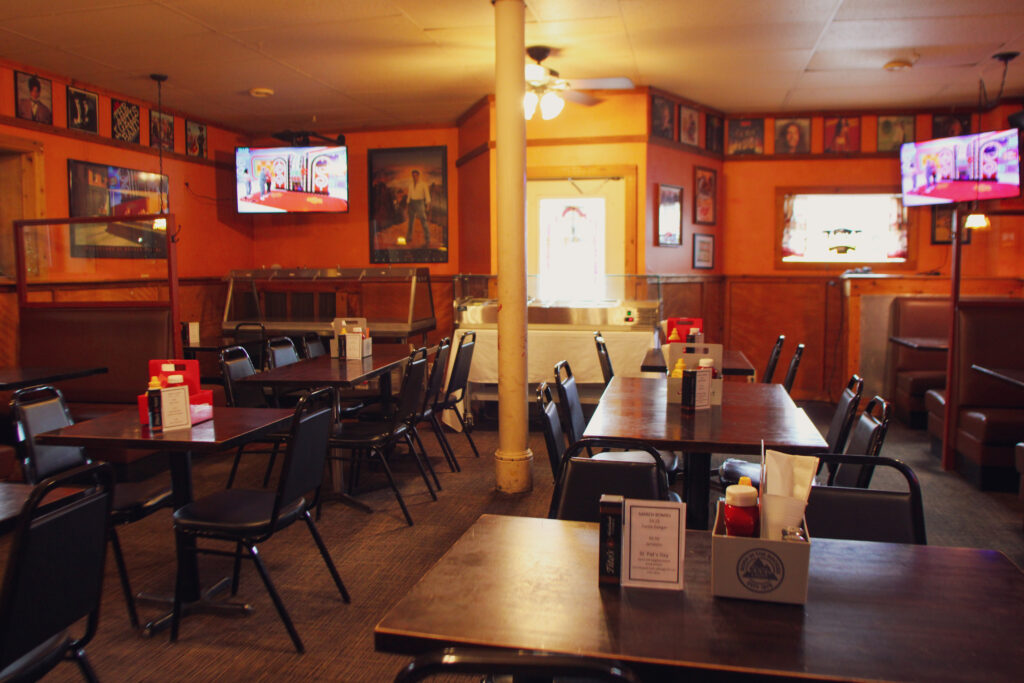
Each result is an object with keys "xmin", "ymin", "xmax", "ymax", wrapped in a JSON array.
[
  {"xmin": 656, "ymin": 166, "xmax": 717, "ymax": 248},
  {"xmin": 13, "ymin": 70, "xmax": 208, "ymax": 158},
  {"xmin": 651, "ymin": 94, "xmax": 973, "ymax": 156}
]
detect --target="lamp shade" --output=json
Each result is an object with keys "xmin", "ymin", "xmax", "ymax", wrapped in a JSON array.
[
  {"xmin": 523, "ymin": 91, "xmax": 539, "ymax": 120},
  {"xmin": 539, "ymin": 91, "xmax": 565, "ymax": 120}
]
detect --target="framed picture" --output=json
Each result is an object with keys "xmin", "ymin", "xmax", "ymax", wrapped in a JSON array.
[
  {"xmin": 705, "ymin": 114, "xmax": 723, "ymax": 153},
  {"xmin": 877, "ymin": 115, "xmax": 915, "ymax": 152},
  {"xmin": 679, "ymin": 105, "xmax": 699, "ymax": 146},
  {"xmin": 824, "ymin": 116, "xmax": 861, "ymax": 153},
  {"xmin": 932, "ymin": 113, "xmax": 971, "ymax": 138},
  {"xmin": 14, "ymin": 71, "xmax": 53, "ymax": 124},
  {"xmin": 655, "ymin": 184, "xmax": 683, "ymax": 247},
  {"xmin": 727, "ymin": 118, "xmax": 764, "ymax": 155},
  {"xmin": 693, "ymin": 167, "xmax": 717, "ymax": 225},
  {"xmin": 149, "ymin": 110, "xmax": 174, "ymax": 152},
  {"xmin": 774, "ymin": 117, "xmax": 810, "ymax": 154},
  {"xmin": 693, "ymin": 234, "xmax": 715, "ymax": 269},
  {"xmin": 185, "ymin": 120, "xmax": 207, "ymax": 158},
  {"xmin": 368, "ymin": 146, "xmax": 448, "ymax": 263},
  {"xmin": 66, "ymin": 86, "xmax": 98, "ymax": 134},
  {"xmin": 651, "ymin": 95, "xmax": 675, "ymax": 140},
  {"xmin": 67, "ymin": 159, "xmax": 169, "ymax": 259},
  {"xmin": 111, "ymin": 99, "xmax": 141, "ymax": 144},
  {"xmin": 931, "ymin": 206, "xmax": 972, "ymax": 245}
]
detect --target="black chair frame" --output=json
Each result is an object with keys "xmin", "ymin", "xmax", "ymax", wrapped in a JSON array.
[
  {"xmin": 762, "ymin": 334, "xmax": 785, "ymax": 384},
  {"xmin": 393, "ymin": 647, "xmax": 640, "ymax": 683},
  {"xmin": 830, "ymin": 395, "xmax": 892, "ymax": 488},
  {"xmin": 781, "ymin": 342, "xmax": 805, "ymax": 393},
  {"xmin": 300, "ymin": 332, "xmax": 327, "ymax": 359},
  {"xmin": 594, "ymin": 331, "xmax": 614, "ymax": 387},
  {"xmin": 433, "ymin": 331, "xmax": 480, "ymax": 458}
]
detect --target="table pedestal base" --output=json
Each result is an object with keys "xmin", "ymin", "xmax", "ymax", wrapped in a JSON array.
[{"xmin": 139, "ymin": 577, "xmax": 252, "ymax": 637}]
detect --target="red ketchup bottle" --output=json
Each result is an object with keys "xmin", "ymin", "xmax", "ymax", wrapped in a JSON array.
[{"xmin": 724, "ymin": 476, "xmax": 759, "ymax": 537}]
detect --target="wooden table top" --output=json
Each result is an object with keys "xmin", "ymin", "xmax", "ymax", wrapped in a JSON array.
[
  {"xmin": 889, "ymin": 336, "xmax": 949, "ymax": 351},
  {"xmin": 241, "ymin": 345, "xmax": 413, "ymax": 388},
  {"xmin": 584, "ymin": 377, "xmax": 826, "ymax": 455},
  {"xmin": 34, "ymin": 406, "xmax": 293, "ymax": 452},
  {"xmin": 375, "ymin": 514, "xmax": 1024, "ymax": 682},
  {"xmin": 0, "ymin": 366, "xmax": 108, "ymax": 391},
  {"xmin": 971, "ymin": 364, "xmax": 1024, "ymax": 390}
]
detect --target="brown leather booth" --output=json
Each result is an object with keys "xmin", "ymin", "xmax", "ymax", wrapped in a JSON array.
[
  {"xmin": 887, "ymin": 297, "xmax": 949, "ymax": 428},
  {"xmin": 925, "ymin": 300, "xmax": 1024, "ymax": 491}
]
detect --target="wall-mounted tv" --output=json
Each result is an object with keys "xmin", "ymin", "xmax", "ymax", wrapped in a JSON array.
[
  {"xmin": 900, "ymin": 128, "xmax": 1020, "ymax": 207},
  {"xmin": 236, "ymin": 146, "xmax": 348, "ymax": 213}
]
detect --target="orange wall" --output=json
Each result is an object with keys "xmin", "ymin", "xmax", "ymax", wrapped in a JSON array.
[{"xmin": 455, "ymin": 100, "xmax": 493, "ymax": 274}]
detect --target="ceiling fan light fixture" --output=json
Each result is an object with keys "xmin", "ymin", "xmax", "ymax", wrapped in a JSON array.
[
  {"xmin": 883, "ymin": 58, "xmax": 913, "ymax": 72},
  {"xmin": 525, "ymin": 63, "xmax": 547, "ymax": 84},
  {"xmin": 523, "ymin": 91, "xmax": 539, "ymax": 120},
  {"xmin": 249, "ymin": 86, "xmax": 275, "ymax": 98},
  {"xmin": 539, "ymin": 91, "xmax": 565, "ymax": 120}
]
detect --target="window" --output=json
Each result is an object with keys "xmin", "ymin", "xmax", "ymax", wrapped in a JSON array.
[{"xmin": 779, "ymin": 191, "xmax": 908, "ymax": 264}]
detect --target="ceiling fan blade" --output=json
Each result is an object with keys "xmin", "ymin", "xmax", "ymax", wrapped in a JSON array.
[
  {"xmin": 564, "ymin": 90, "xmax": 602, "ymax": 106},
  {"xmin": 569, "ymin": 77, "xmax": 634, "ymax": 91}
]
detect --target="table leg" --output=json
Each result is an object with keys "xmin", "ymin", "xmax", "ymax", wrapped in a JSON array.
[{"xmin": 682, "ymin": 451, "xmax": 711, "ymax": 530}]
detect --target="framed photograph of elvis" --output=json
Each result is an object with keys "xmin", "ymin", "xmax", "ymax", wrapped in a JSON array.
[{"xmin": 368, "ymin": 145, "xmax": 449, "ymax": 263}]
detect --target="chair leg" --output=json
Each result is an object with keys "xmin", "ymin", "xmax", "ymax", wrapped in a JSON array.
[
  {"xmin": 247, "ymin": 544, "xmax": 304, "ymax": 654},
  {"xmin": 226, "ymin": 445, "xmax": 245, "ymax": 488},
  {"xmin": 170, "ymin": 532, "xmax": 187, "ymax": 643},
  {"xmin": 108, "ymin": 527, "xmax": 140, "ymax": 628},
  {"xmin": 430, "ymin": 414, "xmax": 460, "ymax": 472},
  {"xmin": 373, "ymin": 447, "xmax": 414, "ymax": 526},
  {"xmin": 72, "ymin": 647, "xmax": 100, "ymax": 683},
  {"xmin": 302, "ymin": 510, "xmax": 350, "ymax": 603},
  {"xmin": 404, "ymin": 432, "xmax": 438, "ymax": 500},
  {"xmin": 261, "ymin": 441, "xmax": 281, "ymax": 488},
  {"xmin": 411, "ymin": 426, "xmax": 442, "ymax": 491},
  {"xmin": 452, "ymin": 405, "xmax": 480, "ymax": 457},
  {"xmin": 231, "ymin": 541, "xmax": 244, "ymax": 596}
]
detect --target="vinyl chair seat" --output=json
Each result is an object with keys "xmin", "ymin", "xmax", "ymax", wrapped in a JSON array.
[
  {"xmin": 593, "ymin": 449, "xmax": 679, "ymax": 473},
  {"xmin": 173, "ymin": 488, "xmax": 306, "ymax": 537},
  {"xmin": 331, "ymin": 419, "xmax": 410, "ymax": 446},
  {"xmin": 719, "ymin": 458, "xmax": 760, "ymax": 488}
]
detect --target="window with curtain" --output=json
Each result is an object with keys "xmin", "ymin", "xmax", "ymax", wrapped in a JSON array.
[{"xmin": 780, "ymin": 192, "xmax": 907, "ymax": 264}]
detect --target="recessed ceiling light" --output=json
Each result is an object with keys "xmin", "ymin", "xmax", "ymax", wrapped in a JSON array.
[
  {"xmin": 883, "ymin": 59, "xmax": 913, "ymax": 72},
  {"xmin": 249, "ymin": 87, "xmax": 274, "ymax": 98}
]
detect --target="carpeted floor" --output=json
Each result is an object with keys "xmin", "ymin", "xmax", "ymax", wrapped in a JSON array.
[{"xmin": 38, "ymin": 406, "xmax": 1022, "ymax": 682}]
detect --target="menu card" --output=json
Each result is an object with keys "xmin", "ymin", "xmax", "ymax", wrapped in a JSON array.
[
  {"xmin": 621, "ymin": 499, "xmax": 686, "ymax": 590},
  {"xmin": 160, "ymin": 384, "xmax": 192, "ymax": 431}
]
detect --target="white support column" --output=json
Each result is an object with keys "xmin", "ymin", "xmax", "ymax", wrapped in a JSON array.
[{"xmin": 492, "ymin": 0, "xmax": 532, "ymax": 493}]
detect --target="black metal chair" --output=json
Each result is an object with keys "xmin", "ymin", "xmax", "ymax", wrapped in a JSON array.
[
  {"xmin": 537, "ymin": 382, "xmax": 569, "ymax": 481},
  {"xmin": 781, "ymin": 343, "xmax": 805, "ymax": 393},
  {"xmin": 433, "ymin": 331, "xmax": 480, "ymax": 458},
  {"xmin": 330, "ymin": 349, "xmax": 438, "ymax": 526},
  {"xmin": 10, "ymin": 385, "xmax": 172, "ymax": 630},
  {"xmin": 220, "ymin": 346, "xmax": 288, "ymax": 489},
  {"xmin": 393, "ymin": 647, "xmax": 640, "ymax": 682},
  {"xmin": 300, "ymin": 332, "xmax": 327, "ymax": 359},
  {"xmin": 806, "ymin": 454, "xmax": 927, "ymax": 544},
  {"xmin": 549, "ymin": 438, "xmax": 673, "ymax": 522},
  {"xmin": 413, "ymin": 338, "xmax": 458, "ymax": 473},
  {"xmin": 762, "ymin": 334, "xmax": 785, "ymax": 383},
  {"xmin": 170, "ymin": 388, "xmax": 350, "ymax": 653},
  {"xmin": 233, "ymin": 321, "xmax": 267, "ymax": 371},
  {"xmin": 0, "ymin": 462, "xmax": 114, "ymax": 683},
  {"xmin": 594, "ymin": 331, "xmax": 614, "ymax": 387},
  {"xmin": 265, "ymin": 336, "xmax": 304, "ymax": 407},
  {"xmin": 830, "ymin": 395, "xmax": 892, "ymax": 488}
]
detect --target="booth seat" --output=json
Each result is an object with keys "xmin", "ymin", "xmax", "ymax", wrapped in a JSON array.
[
  {"xmin": 16, "ymin": 307, "xmax": 176, "ymax": 480},
  {"xmin": 924, "ymin": 300, "xmax": 1024, "ymax": 492},
  {"xmin": 888, "ymin": 297, "xmax": 949, "ymax": 428}
]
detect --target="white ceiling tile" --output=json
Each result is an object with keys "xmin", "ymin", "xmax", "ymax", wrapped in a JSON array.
[
  {"xmin": 1, "ymin": 4, "xmax": 207, "ymax": 48},
  {"xmin": 166, "ymin": 0, "xmax": 402, "ymax": 33},
  {"xmin": 820, "ymin": 15, "xmax": 1024, "ymax": 52},
  {"xmin": 836, "ymin": 0, "xmax": 1024, "ymax": 21},
  {"xmin": 391, "ymin": 0, "xmax": 497, "ymax": 30}
]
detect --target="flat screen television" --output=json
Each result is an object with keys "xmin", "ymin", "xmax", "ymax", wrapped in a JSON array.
[
  {"xmin": 236, "ymin": 146, "xmax": 348, "ymax": 213},
  {"xmin": 900, "ymin": 128, "xmax": 1020, "ymax": 206}
]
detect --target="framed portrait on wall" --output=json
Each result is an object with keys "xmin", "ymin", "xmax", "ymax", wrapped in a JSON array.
[
  {"xmin": 369, "ymin": 145, "xmax": 448, "ymax": 263},
  {"xmin": 727, "ymin": 118, "xmax": 764, "ymax": 155},
  {"xmin": 824, "ymin": 116, "xmax": 861, "ymax": 153},
  {"xmin": 931, "ymin": 205, "xmax": 971, "ymax": 245},
  {"xmin": 111, "ymin": 99, "xmax": 141, "ymax": 144},
  {"xmin": 774, "ymin": 118, "xmax": 810, "ymax": 154},
  {"xmin": 66, "ymin": 86, "xmax": 98, "ymax": 134},
  {"xmin": 932, "ymin": 113, "xmax": 971, "ymax": 138},
  {"xmin": 705, "ymin": 114, "xmax": 723, "ymax": 153},
  {"xmin": 877, "ymin": 115, "xmax": 915, "ymax": 152},
  {"xmin": 655, "ymin": 184, "xmax": 682, "ymax": 247},
  {"xmin": 679, "ymin": 105, "xmax": 699, "ymax": 146},
  {"xmin": 186, "ymin": 120, "xmax": 207, "ymax": 158},
  {"xmin": 14, "ymin": 71, "xmax": 53, "ymax": 124},
  {"xmin": 693, "ymin": 234, "xmax": 715, "ymax": 269},
  {"xmin": 693, "ymin": 167, "xmax": 716, "ymax": 225},
  {"xmin": 651, "ymin": 95, "xmax": 675, "ymax": 140},
  {"xmin": 149, "ymin": 110, "xmax": 174, "ymax": 152}
]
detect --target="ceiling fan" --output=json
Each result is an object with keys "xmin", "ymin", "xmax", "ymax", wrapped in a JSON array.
[{"xmin": 524, "ymin": 45, "xmax": 634, "ymax": 119}]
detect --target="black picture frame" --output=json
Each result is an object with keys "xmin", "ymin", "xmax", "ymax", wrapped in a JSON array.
[
  {"xmin": 693, "ymin": 233, "xmax": 715, "ymax": 269},
  {"xmin": 877, "ymin": 115, "xmax": 915, "ymax": 152},
  {"xmin": 693, "ymin": 167, "xmax": 717, "ymax": 225},
  {"xmin": 774, "ymin": 117, "xmax": 810, "ymax": 154},
  {"xmin": 930, "ymin": 205, "xmax": 972, "ymax": 245},
  {"xmin": 655, "ymin": 184, "xmax": 682, "ymax": 247},
  {"xmin": 14, "ymin": 71, "xmax": 53, "ymax": 124},
  {"xmin": 149, "ymin": 110, "xmax": 173, "ymax": 152},
  {"xmin": 727, "ymin": 118, "xmax": 764, "ymax": 155},
  {"xmin": 651, "ymin": 95, "xmax": 675, "ymax": 140},
  {"xmin": 705, "ymin": 114, "xmax": 723, "ymax": 153},
  {"xmin": 932, "ymin": 114, "xmax": 972, "ymax": 139},
  {"xmin": 111, "ymin": 99, "xmax": 141, "ymax": 144},
  {"xmin": 368, "ymin": 145, "xmax": 449, "ymax": 263},
  {"xmin": 66, "ymin": 86, "xmax": 98, "ymax": 134}
]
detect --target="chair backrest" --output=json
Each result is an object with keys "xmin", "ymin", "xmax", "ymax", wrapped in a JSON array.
[
  {"xmin": 10, "ymin": 385, "xmax": 88, "ymax": 484},
  {"xmin": 440, "ymin": 331, "xmax": 476, "ymax": 407},
  {"xmin": 832, "ymin": 395, "xmax": 891, "ymax": 487},
  {"xmin": 806, "ymin": 454, "xmax": 926, "ymax": 544},
  {"xmin": 824, "ymin": 374, "xmax": 864, "ymax": 453},
  {"xmin": 549, "ymin": 438, "xmax": 669, "ymax": 522},
  {"xmin": 274, "ymin": 388, "xmax": 334, "ymax": 518},
  {"xmin": 421, "ymin": 338, "xmax": 452, "ymax": 415},
  {"xmin": 234, "ymin": 322, "xmax": 267, "ymax": 370},
  {"xmin": 219, "ymin": 345, "xmax": 269, "ymax": 408},
  {"xmin": 395, "ymin": 348, "xmax": 429, "ymax": 425},
  {"xmin": 301, "ymin": 332, "xmax": 327, "ymax": 359},
  {"xmin": 781, "ymin": 343, "xmax": 805, "ymax": 393},
  {"xmin": 393, "ymin": 647, "xmax": 640, "ymax": 683},
  {"xmin": 762, "ymin": 334, "xmax": 785, "ymax": 383},
  {"xmin": 553, "ymin": 360, "xmax": 587, "ymax": 446},
  {"xmin": 266, "ymin": 336, "xmax": 301, "ymax": 369},
  {"xmin": 0, "ymin": 462, "xmax": 113, "ymax": 671},
  {"xmin": 536, "ymin": 382, "xmax": 567, "ymax": 481},
  {"xmin": 594, "ymin": 331, "xmax": 614, "ymax": 387}
]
